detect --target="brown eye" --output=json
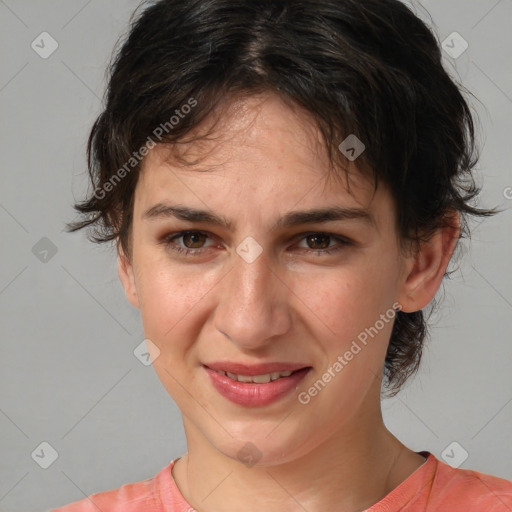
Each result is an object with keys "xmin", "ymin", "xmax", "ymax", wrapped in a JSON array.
[
  {"xmin": 305, "ymin": 233, "xmax": 331, "ymax": 250},
  {"xmin": 295, "ymin": 232, "xmax": 352, "ymax": 256},
  {"xmin": 181, "ymin": 231, "xmax": 208, "ymax": 248},
  {"xmin": 160, "ymin": 230, "xmax": 215, "ymax": 257}
]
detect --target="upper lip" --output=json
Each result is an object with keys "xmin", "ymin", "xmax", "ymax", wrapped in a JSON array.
[{"xmin": 204, "ymin": 362, "xmax": 310, "ymax": 376}]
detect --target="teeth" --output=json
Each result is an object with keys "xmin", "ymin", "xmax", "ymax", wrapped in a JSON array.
[{"xmin": 215, "ymin": 369, "xmax": 294, "ymax": 383}]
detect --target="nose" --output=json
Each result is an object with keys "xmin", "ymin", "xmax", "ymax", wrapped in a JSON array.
[{"xmin": 213, "ymin": 247, "xmax": 292, "ymax": 351}]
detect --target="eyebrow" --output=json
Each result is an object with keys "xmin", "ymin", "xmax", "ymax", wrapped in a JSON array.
[{"xmin": 142, "ymin": 203, "xmax": 375, "ymax": 231}]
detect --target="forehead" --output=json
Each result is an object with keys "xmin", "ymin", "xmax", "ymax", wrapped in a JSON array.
[{"xmin": 135, "ymin": 93, "xmax": 394, "ymax": 226}]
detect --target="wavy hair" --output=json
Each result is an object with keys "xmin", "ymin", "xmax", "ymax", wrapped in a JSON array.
[{"xmin": 67, "ymin": 0, "xmax": 500, "ymax": 395}]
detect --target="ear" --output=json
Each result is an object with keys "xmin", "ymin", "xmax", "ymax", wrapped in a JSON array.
[
  {"xmin": 117, "ymin": 244, "xmax": 140, "ymax": 309},
  {"xmin": 397, "ymin": 211, "xmax": 460, "ymax": 313}
]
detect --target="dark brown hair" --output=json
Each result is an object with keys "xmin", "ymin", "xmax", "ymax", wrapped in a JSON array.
[{"xmin": 67, "ymin": 0, "xmax": 500, "ymax": 395}]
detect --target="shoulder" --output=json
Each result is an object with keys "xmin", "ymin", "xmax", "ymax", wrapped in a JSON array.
[
  {"xmin": 369, "ymin": 452, "xmax": 512, "ymax": 512},
  {"xmin": 48, "ymin": 459, "xmax": 187, "ymax": 512},
  {"xmin": 429, "ymin": 456, "xmax": 512, "ymax": 510},
  {"xmin": 49, "ymin": 476, "xmax": 158, "ymax": 512}
]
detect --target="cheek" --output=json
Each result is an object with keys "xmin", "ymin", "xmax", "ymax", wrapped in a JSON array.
[
  {"xmin": 299, "ymin": 269, "xmax": 387, "ymax": 341},
  {"xmin": 135, "ymin": 260, "xmax": 219, "ymax": 350},
  {"xmin": 135, "ymin": 262, "xmax": 219, "ymax": 410}
]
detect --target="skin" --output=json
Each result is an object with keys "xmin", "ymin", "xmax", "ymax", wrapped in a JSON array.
[{"xmin": 118, "ymin": 92, "xmax": 460, "ymax": 512}]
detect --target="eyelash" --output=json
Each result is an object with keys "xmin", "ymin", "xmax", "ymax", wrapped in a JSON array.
[{"xmin": 159, "ymin": 230, "xmax": 352, "ymax": 257}]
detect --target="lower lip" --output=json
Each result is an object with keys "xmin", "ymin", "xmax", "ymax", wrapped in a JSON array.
[{"xmin": 204, "ymin": 366, "xmax": 311, "ymax": 407}]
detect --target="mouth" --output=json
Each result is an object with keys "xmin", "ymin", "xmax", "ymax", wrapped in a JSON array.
[
  {"xmin": 204, "ymin": 361, "xmax": 310, "ymax": 376},
  {"xmin": 210, "ymin": 368, "xmax": 299, "ymax": 383},
  {"xmin": 203, "ymin": 362, "xmax": 312, "ymax": 407}
]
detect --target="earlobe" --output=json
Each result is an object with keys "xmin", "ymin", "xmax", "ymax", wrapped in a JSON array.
[
  {"xmin": 117, "ymin": 248, "xmax": 140, "ymax": 309},
  {"xmin": 397, "ymin": 212, "xmax": 460, "ymax": 313}
]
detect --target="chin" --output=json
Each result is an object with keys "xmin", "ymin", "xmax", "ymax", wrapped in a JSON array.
[{"xmin": 211, "ymin": 423, "xmax": 320, "ymax": 468}]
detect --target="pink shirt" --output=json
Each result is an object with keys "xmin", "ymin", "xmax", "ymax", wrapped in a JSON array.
[{"xmin": 50, "ymin": 452, "xmax": 512, "ymax": 511}]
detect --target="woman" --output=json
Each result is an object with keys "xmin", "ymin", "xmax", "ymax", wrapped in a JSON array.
[{"xmin": 54, "ymin": 0, "xmax": 512, "ymax": 510}]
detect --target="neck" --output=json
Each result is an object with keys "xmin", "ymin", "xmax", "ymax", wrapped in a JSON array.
[{"xmin": 172, "ymin": 408, "xmax": 426, "ymax": 512}]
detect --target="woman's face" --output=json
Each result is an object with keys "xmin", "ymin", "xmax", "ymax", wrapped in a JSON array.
[{"xmin": 119, "ymin": 93, "xmax": 413, "ymax": 466}]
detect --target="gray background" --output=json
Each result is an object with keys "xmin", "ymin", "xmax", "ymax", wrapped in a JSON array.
[{"xmin": 0, "ymin": 1, "xmax": 511, "ymax": 511}]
